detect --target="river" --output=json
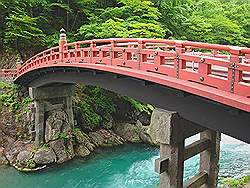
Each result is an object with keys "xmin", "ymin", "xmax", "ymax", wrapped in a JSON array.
[{"xmin": 0, "ymin": 134, "xmax": 249, "ymax": 188}]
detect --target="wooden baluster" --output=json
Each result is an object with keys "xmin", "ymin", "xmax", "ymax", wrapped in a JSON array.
[
  {"xmin": 138, "ymin": 40, "xmax": 146, "ymax": 70},
  {"xmin": 175, "ymin": 42, "xmax": 185, "ymax": 79},
  {"xmin": 229, "ymin": 47, "xmax": 242, "ymax": 93}
]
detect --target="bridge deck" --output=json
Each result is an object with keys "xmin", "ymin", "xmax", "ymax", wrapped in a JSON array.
[
  {"xmin": 1, "ymin": 38, "xmax": 250, "ymax": 142},
  {"xmin": 11, "ymin": 38, "xmax": 250, "ymax": 112}
]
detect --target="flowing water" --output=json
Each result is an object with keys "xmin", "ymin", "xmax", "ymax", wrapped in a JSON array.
[{"xmin": 0, "ymin": 134, "xmax": 249, "ymax": 188}]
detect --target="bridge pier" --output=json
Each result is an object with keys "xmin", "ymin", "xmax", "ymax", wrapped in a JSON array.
[
  {"xmin": 154, "ymin": 109, "xmax": 221, "ymax": 188},
  {"xmin": 30, "ymin": 84, "xmax": 75, "ymax": 146}
]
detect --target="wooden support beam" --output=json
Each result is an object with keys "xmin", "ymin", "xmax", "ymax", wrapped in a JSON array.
[
  {"xmin": 158, "ymin": 142, "xmax": 184, "ymax": 188},
  {"xmin": 184, "ymin": 171, "xmax": 208, "ymax": 188},
  {"xmin": 200, "ymin": 130, "xmax": 221, "ymax": 188},
  {"xmin": 155, "ymin": 157, "xmax": 169, "ymax": 174},
  {"xmin": 184, "ymin": 138, "xmax": 211, "ymax": 161}
]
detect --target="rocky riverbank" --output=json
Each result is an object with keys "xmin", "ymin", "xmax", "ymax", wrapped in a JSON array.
[
  {"xmin": 0, "ymin": 107, "xmax": 163, "ymax": 172},
  {"xmin": 0, "ymin": 82, "xmax": 163, "ymax": 172}
]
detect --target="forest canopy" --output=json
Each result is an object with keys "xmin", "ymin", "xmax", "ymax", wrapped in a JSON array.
[{"xmin": 0, "ymin": 0, "xmax": 249, "ymax": 57}]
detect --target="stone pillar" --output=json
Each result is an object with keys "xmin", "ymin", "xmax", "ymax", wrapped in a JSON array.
[
  {"xmin": 159, "ymin": 141, "xmax": 185, "ymax": 188},
  {"xmin": 200, "ymin": 130, "xmax": 221, "ymax": 188},
  {"xmin": 64, "ymin": 96, "xmax": 74, "ymax": 128},
  {"xmin": 153, "ymin": 109, "xmax": 185, "ymax": 188},
  {"xmin": 34, "ymin": 100, "xmax": 45, "ymax": 145},
  {"xmin": 154, "ymin": 108, "xmax": 221, "ymax": 188},
  {"xmin": 31, "ymin": 84, "xmax": 75, "ymax": 146}
]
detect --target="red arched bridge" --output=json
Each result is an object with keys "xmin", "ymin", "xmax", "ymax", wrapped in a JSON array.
[{"xmin": 1, "ymin": 36, "xmax": 250, "ymax": 143}]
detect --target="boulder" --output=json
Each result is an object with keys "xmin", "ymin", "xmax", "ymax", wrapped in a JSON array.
[
  {"xmin": 5, "ymin": 147, "xmax": 20, "ymax": 164},
  {"xmin": 74, "ymin": 145, "xmax": 90, "ymax": 158},
  {"xmin": 137, "ymin": 111, "xmax": 151, "ymax": 126},
  {"xmin": 49, "ymin": 139, "xmax": 75, "ymax": 164},
  {"xmin": 88, "ymin": 131, "xmax": 105, "ymax": 146},
  {"xmin": 0, "ymin": 147, "xmax": 8, "ymax": 165},
  {"xmin": 113, "ymin": 123, "xmax": 141, "ymax": 143},
  {"xmin": 65, "ymin": 140, "xmax": 75, "ymax": 159},
  {"xmin": 45, "ymin": 110, "xmax": 70, "ymax": 143},
  {"xmin": 33, "ymin": 148, "xmax": 56, "ymax": 165},
  {"xmin": 74, "ymin": 129, "xmax": 95, "ymax": 151},
  {"xmin": 89, "ymin": 129, "xmax": 124, "ymax": 147},
  {"xmin": 16, "ymin": 150, "xmax": 32, "ymax": 163},
  {"xmin": 49, "ymin": 140, "xmax": 68, "ymax": 164},
  {"xmin": 99, "ymin": 129, "xmax": 124, "ymax": 147}
]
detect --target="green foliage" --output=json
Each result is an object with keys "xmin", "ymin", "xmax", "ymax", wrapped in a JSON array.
[
  {"xmin": 222, "ymin": 175, "xmax": 250, "ymax": 187},
  {"xmin": 79, "ymin": 99, "xmax": 103, "ymax": 127},
  {"xmin": 26, "ymin": 159, "xmax": 36, "ymax": 168},
  {"xmin": 75, "ymin": 85, "xmax": 116, "ymax": 128},
  {"xmin": 77, "ymin": 0, "xmax": 164, "ymax": 39},
  {"xmin": 182, "ymin": 0, "xmax": 249, "ymax": 46},
  {"xmin": 0, "ymin": 0, "xmax": 249, "ymax": 57},
  {"xmin": 56, "ymin": 132, "xmax": 70, "ymax": 140},
  {"xmin": 0, "ymin": 82, "xmax": 32, "ymax": 112},
  {"xmin": 123, "ymin": 96, "xmax": 154, "ymax": 115},
  {"xmin": 3, "ymin": 8, "xmax": 45, "ymax": 54},
  {"xmin": 0, "ymin": 82, "xmax": 20, "ymax": 111}
]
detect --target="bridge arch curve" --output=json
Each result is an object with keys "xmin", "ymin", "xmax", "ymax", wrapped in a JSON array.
[
  {"xmin": 14, "ymin": 65, "xmax": 250, "ymax": 143},
  {"xmin": 12, "ymin": 36, "xmax": 250, "ymax": 143}
]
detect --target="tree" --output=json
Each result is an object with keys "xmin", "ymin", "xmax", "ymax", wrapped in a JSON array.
[
  {"xmin": 183, "ymin": 0, "xmax": 249, "ymax": 46},
  {"xmin": 4, "ymin": 9, "xmax": 45, "ymax": 57},
  {"xmin": 77, "ymin": 0, "xmax": 164, "ymax": 39}
]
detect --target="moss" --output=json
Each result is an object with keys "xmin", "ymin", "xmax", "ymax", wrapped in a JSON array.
[
  {"xmin": 74, "ymin": 85, "xmax": 116, "ymax": 128},
  {"xmin": 0, "ymin": 82, "xmax": 32, "ymax": 113},
  {"xmin": 222, "ymin": 174, "xmax": 250, "ymax": 187},
  {"xmin": 26, "ymin": 159, "xmax": 36, "ymax": 168},
  {"xmin": 122, "ymin": 96, "xmax": 154, "ymax": 115},
  {"xmin": 56, "ymin": 132, "xmax": 70, "ymax": 141}
]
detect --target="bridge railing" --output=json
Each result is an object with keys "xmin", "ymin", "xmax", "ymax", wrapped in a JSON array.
[
  {"xmin": 17, "ymin": 38, "xmax": 250, "ymax": 98},
  {"xmin": 0, "ymin": 69, "xmax": 17, "ymax": 82}
]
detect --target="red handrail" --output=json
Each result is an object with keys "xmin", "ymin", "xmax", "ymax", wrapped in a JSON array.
[
  {"xmin": 0, "ymin": 69, "xmax": 17, "ymax": 78},
  {"xmin": 6, "ymin": 38, "xmax": 250, "ymax": 112}
]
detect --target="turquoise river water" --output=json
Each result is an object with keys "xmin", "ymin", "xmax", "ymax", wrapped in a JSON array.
[{"xmin": 0, "ymin": 134, "xmax": 249, "ymax": 188}]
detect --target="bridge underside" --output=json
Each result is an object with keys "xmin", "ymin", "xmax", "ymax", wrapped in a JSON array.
[{"xmin": 15, "ymin": 66, "xmax": 250, "ymax": 143}]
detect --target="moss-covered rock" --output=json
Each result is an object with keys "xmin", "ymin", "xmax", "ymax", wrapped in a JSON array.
[
  {"xmin": 74, "ymin": 145, "xmax": 91, "ymax": 158},
  {"xmin": 0, "ymin": 147, "xmax": 8, "ymax": 165},
  {"xmin": 74, "ymin": 128, "xmax": 95, "ymax": 151},
  {"xmin": 113, "ymin": 122, "xmax": 142, "ymax": 143},
  {"xmin": 222, "ymin": 175, "xmax": 250, "ymax": 188},
  {"xmin": 89, "ymin": 129, "xmax": 124, "ymax": 147},
  {"xmin": 16, "ymin": 150, "xmax": 33, "ymax": 164},
  {"xmin": 33, "ymin": 148, "xmax": 56, "ymax": 165},
  {"xmin": 49, "ymin": 139, "xmax": 75, "ymax": 164}
]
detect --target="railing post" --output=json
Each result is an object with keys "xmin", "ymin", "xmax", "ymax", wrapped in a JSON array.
[
  {"xmin": 59, "ymin": 28, "xmax": 67, "ymax": 63},
  {"xmin": 175, "ymin": 41, "xmax": 185, "ymax": 79},
  {"xmin": 137, "ymin": 40, "xmax": 146, "ymax": 70},
  {"xmin": 110, "ymin": 40, "xmax": 116, "ymax": 65},
  {"xmin": 89, "ymin": 40, "xmax": 96, "ymax": 64},
  {"xmin": 229, "ymin": 47, "xmax": 242, "ymax": 93}
]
